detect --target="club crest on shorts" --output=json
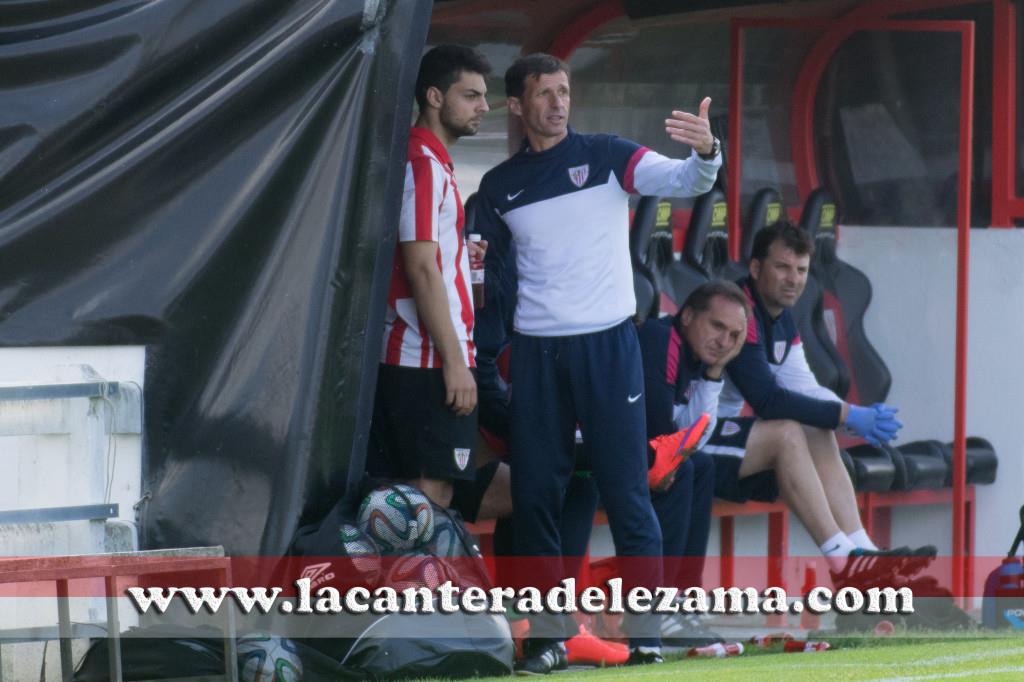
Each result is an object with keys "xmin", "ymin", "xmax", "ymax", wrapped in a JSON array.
[
  {"xmin": 721, "ymin": 420, "xmax": 741, "ymax": 437},
  {"xmin": 453, "ymin": 447, "xmax": 470, "ymax": 471},
  {"xmin": 568, "ymin": 164, "xmax": 589, "ymax": 188},
  {"xmin": 773, "ymin": 340, "xmax": 787, "ymax": 363}
]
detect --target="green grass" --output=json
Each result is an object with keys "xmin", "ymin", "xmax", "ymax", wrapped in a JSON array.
[{"xmin": 443, "ymin": 634, "xmax": 1024, "ymax": 681}]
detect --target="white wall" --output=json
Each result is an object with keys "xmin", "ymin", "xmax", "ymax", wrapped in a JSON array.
[
  {"xmin": 840, "ymin": 225, "xmax": 1024, "ymax": 559},
  {"xmin": 0, "ymin": 346, "xmax": 145, "ymax": 546},
  {"xmin": 0, "ymin": 347, "xmax": 146, "ymax": 680}
]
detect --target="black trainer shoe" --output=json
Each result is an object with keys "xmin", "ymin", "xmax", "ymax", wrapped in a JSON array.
[
  {"xmin": 626, "ymin": 647, "xmax": 664, "ymax": 665},
  {"xmin": 660, "ymin": 611, "xmax": 724, "ymax": 648},
  {"xmin": 514, "ymin": 640, "xmax": 568, "ymax": 676}
]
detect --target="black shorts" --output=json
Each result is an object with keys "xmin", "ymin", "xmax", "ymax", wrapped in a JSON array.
[
  {"xmin": 367, "ymin": 364, "xmax": 477, "ymax": 482},
  {"xmin": 703, "ymin": 416, "xmax": 779, "ymax": 503}
]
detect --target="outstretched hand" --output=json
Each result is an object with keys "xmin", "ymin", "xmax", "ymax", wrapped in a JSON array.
[{"xmin": 665, "ymin": 97, "xmax": 715, "ymax": 156}]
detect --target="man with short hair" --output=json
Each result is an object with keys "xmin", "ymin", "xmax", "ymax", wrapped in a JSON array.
[
  {"xmin": 636, "ymin": 280, "xmax": 748, "ymax": 647},
  {"xmin": 367, "ymin": 45, "xmax": 491, "ymax": 509},
  {"xmin": 704, "ymin": 220, "xmax": 930, "ymax": 583},
  {"xmin": 475, "ymin": 52, "xmax": 722, "ymax": 673}
]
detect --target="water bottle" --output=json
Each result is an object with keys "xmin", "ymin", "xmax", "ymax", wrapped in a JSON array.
[
  {"xmin": 687, "ymin": 642, "xmax": 743, "ymax": 658},
  {"xmin": 783, "ymin": 640, "xmax": 830, "ymax": 653},
  {"xmin": 469, "ymin": 233, "xmax": 485, "ymax": 309}
]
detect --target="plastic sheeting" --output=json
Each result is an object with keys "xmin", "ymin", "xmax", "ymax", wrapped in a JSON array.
[{"xmin": 0, "ymin": 0, "xmax": 432, "ymax": 555}]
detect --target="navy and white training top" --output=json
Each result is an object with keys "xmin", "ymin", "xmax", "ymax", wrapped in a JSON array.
[
  {"xmin": 719, "ymin": 277, "xmax": 843, "ymax": 429},
  {"xmin": 475, "ymin": 128, "xmax": 720, "ymax": 337}
]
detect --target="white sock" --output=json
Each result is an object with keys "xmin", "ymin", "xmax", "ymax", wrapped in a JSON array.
[
  {"xmin": 820, "ymin": 532, "xmax": 857, "ymax": 573},
  {"xmin": 848, "ymin": 528, "xmax": 879, "ymax": 551}
]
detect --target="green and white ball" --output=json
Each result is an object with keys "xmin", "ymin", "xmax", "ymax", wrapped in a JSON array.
[
  {"xmin": 357, "ymin": 484, "xmax": 435, "ymax": 554},
  {"xmin": 237, "ymin": 633, "xmax": 302, "ymax": 682},
  {"xmin": 383, "ymin": 552, "xmax": 457, "ymax": 591},
  {"xmin": 338, "ymin": 522, "xmax": 382, "ymax": 587}
]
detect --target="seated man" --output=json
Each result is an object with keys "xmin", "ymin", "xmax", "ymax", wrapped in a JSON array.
[
  {"xmin": 636, "ymin": 280, "xmax": 747, "ymax": 645},
  {"xmin": 705, "ymin": 220, "xmax": 929, "ymax": 584}
]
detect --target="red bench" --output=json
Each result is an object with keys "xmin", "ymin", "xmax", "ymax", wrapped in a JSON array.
[{"xmin": 466, "ymin": 484, "xmax": 975, "ymax": 596}]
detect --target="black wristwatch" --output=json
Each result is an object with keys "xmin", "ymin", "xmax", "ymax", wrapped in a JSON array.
[{"xmin": 699, "ymin": 136, "xmax": 720, "ymax": 161}]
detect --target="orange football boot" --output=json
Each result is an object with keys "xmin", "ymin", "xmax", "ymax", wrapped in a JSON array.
[
  {"xmin": 647, "ymin": 413, "xmax": 712, "ymax": 492},
  {"xmin": 565, "ymin": 623, "xmax": 629, "ymax": 666}
]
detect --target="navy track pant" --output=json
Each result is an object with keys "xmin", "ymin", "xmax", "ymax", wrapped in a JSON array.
[
  {"xmin": 652, "ymin": 450, "xmax": 714, "ymax": 590},
  {"xmin": 510, "ymin": 319, "xmax": 662, "ymax": 645}
]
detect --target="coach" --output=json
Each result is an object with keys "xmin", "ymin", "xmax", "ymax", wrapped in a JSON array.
[{"xmin": 474, "ymin": 53, "xmax": 721, "ymax": 673}]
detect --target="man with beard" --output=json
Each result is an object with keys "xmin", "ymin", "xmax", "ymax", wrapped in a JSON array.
[
  {"xmin": 368, "ymin": 45, "xmax": 491, "ymax": 509},
  {"xmin": 706, "ymin": 220, "xmax": 933, "ymax": 583}
]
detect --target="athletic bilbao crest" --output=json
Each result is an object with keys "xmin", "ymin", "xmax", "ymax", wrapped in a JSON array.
[
  {"xmin": 568, "ymin": 164, "xmax": 589, "ymax": 188},
  {"xmin": 453, "ymin": 448, "xmax": 470, "ymax": 471},
  {"xmin": 773, "ymin": 340, "xmax": 787, "ymax": 363}
]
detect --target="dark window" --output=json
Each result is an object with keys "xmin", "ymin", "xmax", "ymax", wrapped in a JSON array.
[{"xmin": 816, "ymin": 5, "xmax": 993, "ymax": 226}]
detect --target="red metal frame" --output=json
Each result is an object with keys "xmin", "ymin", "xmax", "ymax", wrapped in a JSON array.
[
  {"xmin": 789, "ymin": 0, "xmax": 1018, "ymax": 227},
  {"xmin": 731, "ymin": 15, "xmax": 976, "ymax": 600},
  {"xmin": 726, "ymin": 20, "xmax": 743, "ymax": 262},
  {"xmin": 992, "ymin": 0, "xmax": 1018, "ymax": 226},
  {"xmin": 548, "ymin": 0, "xmax": 626, "ymax": 60},
  {"xmin": 549, "ymin": 0, "xmax": 1020, "ymax": 235},
  {"xmin": 953, "ymin": 22, "xmax": 976, "ymax": 602}
]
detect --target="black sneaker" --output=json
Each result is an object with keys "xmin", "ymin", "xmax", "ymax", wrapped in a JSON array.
[
  {"xmin": 514, "ymin": 640, "xmax": 568, "ymax": 676},
  {"xmin": 626, "ymin": 647, "xmax": 664, "ymax": 665},
  {"xmin": 660, "ymin": 611, "xmax": 723, "ymax": 648}
]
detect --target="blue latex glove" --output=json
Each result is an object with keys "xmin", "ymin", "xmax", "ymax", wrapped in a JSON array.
[{"xmin": 845, "ymin": 403, "xmax": 903, "ymax": 446}]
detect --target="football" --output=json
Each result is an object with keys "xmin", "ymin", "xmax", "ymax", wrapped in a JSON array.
[
  {"xmin": 338, "ymin": 522, "xmax": 382, "ymax": 588},
  {"xmin": 430, "ymin": 514, "xmax": 462, "ymax": 558},
  {"xmin": 383, "ymin": 552, "xmax": 457, "ymax": 592},
  {"xmin": 237, "ymin": 632, "xmax": 303, "ymax": 682},
  {"xmin": 357, "ymin": 484, "xmax": 435, "ymax": 554}
]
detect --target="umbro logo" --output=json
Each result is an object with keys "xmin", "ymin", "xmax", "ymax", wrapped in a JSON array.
[
  {"xmin": 507, "ymin": 189, "xmax": 524, "ymax": 201},
  {"xmin": 299, "ymin": 562, "xmax": 336, "ymax": 590}
]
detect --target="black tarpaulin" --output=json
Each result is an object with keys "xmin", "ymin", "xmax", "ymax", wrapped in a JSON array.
[{"xmin": 0, "ymin": 0, "xmax": 432, "ymax": 555}]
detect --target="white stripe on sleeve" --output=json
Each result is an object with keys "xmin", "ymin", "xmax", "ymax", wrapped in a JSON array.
[{"xmin": 631, "ymin": 148, "xmax": 721, "ymax": 198}]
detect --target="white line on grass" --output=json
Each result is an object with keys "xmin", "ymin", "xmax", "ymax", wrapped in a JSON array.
[
  {"xmin": 869, "ymin": 666, "xmax": 1024, "ymax": 681},
  {"xmin": 629, "ymin": 646, "xmax": 1024, "ymax": 678}
]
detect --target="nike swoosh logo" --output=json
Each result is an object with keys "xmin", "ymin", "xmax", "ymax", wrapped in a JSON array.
[
  {"xmin": 628, "ymin": 393, "xmax": 642, "ymax": 404},
  {"xmin": 507, "ymin": 189, "xmax": 524, "ymax": 201},
  {"xmin": 824, "ymin": 544, "xmax": 842, "ymax": 553}
]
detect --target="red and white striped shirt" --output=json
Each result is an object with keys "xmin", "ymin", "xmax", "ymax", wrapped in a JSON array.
[{"xmin": 381, "ymin": 127, "xmax": 475, "ymax": 368}]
